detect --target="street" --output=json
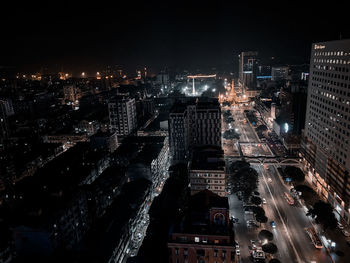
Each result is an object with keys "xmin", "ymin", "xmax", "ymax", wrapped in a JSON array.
[{"xmin": 225, "ymin": 105, "xmax": 332, "ymax": 263}]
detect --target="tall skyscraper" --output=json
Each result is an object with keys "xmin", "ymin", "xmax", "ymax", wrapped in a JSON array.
[
  {"xmin": 238, "ymin": 51, "xmax": 258, "ymax": 90},
  {"xmin": 108, "ymin": 95, "xmax": 137, "ymax": 136},
  {"xmin": 169, "ymin": 98, "xmax": 222, "ymax": 163},
  {"xmin": 301, "ymin": 39, "xmax": 350, "ymax": 222}
]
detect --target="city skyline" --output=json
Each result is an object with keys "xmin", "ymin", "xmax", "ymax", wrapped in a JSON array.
[{"xmin": 1, "ymin": 2, "xmax": 350, "ymax": 263}]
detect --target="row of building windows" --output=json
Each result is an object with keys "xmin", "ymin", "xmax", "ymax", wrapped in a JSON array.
[
  {"xmin": 314, "ymin": 51, "xmax": 348, "ymax": 57},
  {"xmin": 314, "ymin": 59, "xmax": 350, "ymax": 65}
]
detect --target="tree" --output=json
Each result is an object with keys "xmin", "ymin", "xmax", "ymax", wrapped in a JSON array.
[
  {"xmin": 262, "ymin": 243, "xmax": 278, "ymax": 254},
  {"xmin": 252, "ymin": 206, "xmax": 265, "ymax": 217},
  {"xmin": 251, "ymin": 196, "xmax": 262, "ymax": 206},
  {"xmin": 223, "ymin": 129, "xmax": 240, "ymax": 140},
  {"xmin": 227, "ymin": 161, "xmax": 258, "ymax": 200},
  {"xmin": 294, "ymin": 184, "xmax": 319, "ymax": 207},
  {"xmin": 258, "ymin": 230, "xmax": 273, "ymax": 241},
  {"xmin": 307, "ymin": 201, "xmax": 337, "ymax": 230},
  {"xmin": 284, "ymin": 166, "xmax": 305, "ymax": 183},
  {"xmin": 256, "ymin": 214, "xmax": 268, "ymax": 226}
]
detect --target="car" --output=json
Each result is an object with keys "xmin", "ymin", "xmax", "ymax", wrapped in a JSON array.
[
  {"xmin": 341, "ymin": 230, "xmax": 350, "ymax": 237},
  {"xmin": 270, "ymin": 221, "xmax": 276, "ymax": 228},
  {"xmin": 262, "ymin": 198, "xmax": 267, "ymax": 204},
  {"xmin": 337, "ymin": 222, "xmax": 344, "ymax": 230},
  {"xmin": 236, "ymin": 249, "xmax": 240, "ymax": 256},
  {"xmin": 268, "ymin": 177, "xmax": 272, "ymax": 183}
]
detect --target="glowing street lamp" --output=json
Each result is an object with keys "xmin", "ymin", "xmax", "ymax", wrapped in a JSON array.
[{"xmin": 81, "ymin": 72, "xmax": 86, "ymax": 77}]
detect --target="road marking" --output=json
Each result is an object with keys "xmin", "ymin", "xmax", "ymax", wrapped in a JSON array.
[{"xmin": 261, "ymin": 165, "xmax": 303, "ymax": 263}]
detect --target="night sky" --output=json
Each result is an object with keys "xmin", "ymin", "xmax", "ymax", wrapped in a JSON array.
[{"xmin": 1, "ymin": 0, "xmax": 349, "ymax": 74}]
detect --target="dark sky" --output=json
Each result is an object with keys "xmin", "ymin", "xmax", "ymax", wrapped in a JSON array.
[{"xmin": 1, "ymin": 0, "xmax": 349, "ymax": 74}]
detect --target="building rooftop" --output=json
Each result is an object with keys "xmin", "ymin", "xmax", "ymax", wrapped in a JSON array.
[
  {"xmin": 190, "ymin": 146, "xmax": 225, "ymax": 171},
  {"xmin": 172, "ymin": 190, "xmax": 230, "ymax": 236}
]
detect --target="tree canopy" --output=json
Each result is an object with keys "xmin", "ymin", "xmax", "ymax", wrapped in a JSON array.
[
  {"xmin": 284, "ymin": 166, "xmax": 305, "ymax": 183},
  {"xmin": 294, "ymin": 184, "xmax": 319, "ymax": 207},
  {"xmin": 262, "ymin": 243, "xmax": 278, "ymax": 254},
  {"xmin": 307, "ymin": 201, "xmax": 337, "ymax": 230},
  {"xmin": 251, "ymin": 196, "xmax": 262, "ymax": 206},
  {"xmin": 227, "ymin": 161, "xmax": 258, "ymax": 200},
  {"xmin": 223, "ymin": 129, "xmax": 240, "ymax": 140},
  {"xmin": 258, "ymin": 230, "xmax": 273, "ymax": 241}
]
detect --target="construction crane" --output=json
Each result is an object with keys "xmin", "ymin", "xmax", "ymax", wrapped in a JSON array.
[{"xmin": 187, "ymin": 74, "xmax": 216, "ymax": 96}]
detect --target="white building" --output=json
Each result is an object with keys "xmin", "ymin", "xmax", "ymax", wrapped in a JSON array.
[{"xmin": 301, "ymin": 39, "xmax": 350, "ymax": 222}]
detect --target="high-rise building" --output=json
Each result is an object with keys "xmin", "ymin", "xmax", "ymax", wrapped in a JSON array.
[
  {"xmin": 108, "ymin": 95, "xmax": 137, "ymax": 136},
  {"xmin": 169, "ymin": 98, "xmax": 221, "ymax": 163},
  {"xmin": 238, "ymin": 51, "xmax": 258, "ymax": 90},
  {"xmin": 301, "ymin": 39, "xmax": 350, "ymax": 222}
]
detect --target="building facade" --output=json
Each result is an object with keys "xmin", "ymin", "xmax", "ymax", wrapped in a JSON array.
[
  {"xmin": 168, "ymin": 190, "xmax": 236, "ymax": 263},
  {"xmin": 108, "ymin": 95, "xmax": 137, "ymax": 136},
  {"xmin": 301, "ymin": 39, "xmax": 350, "ymax": 222},
  {"xmin": 189, "ymin": 147, "xmax": 226, "ymax": 197},
  {"xmin": 169, "ymin": 98, "xmax": 221, "ymax": 163},
  {"xmin": 238, "ymin": 51, "xmax": 259, "ymax": 90}
]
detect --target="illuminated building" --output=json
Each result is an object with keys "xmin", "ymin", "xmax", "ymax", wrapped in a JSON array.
[
  {"xmin": 238, "ymin": 51, "xmax": 258, "ymax": 90},
  {"xmin": 301, "ymin": 39, "xmax": 350, "ymax": 222}
]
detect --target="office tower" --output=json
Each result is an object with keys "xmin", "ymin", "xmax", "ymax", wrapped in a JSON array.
[
  {"xmin": 169, "ymin": 98, "xmax": 221, "ymax": 163},
  {"xmin": 238, "ymin": 51, "xmax": 258, "ymax": 90},
  {"xmin": 301, "ymin": 39, "xmax": 350, "ymax": 222},
  {"xmin": 108, "ymin": 95, "xmax": 137, "ymax": 136},
  {"xmin": 278, "ymin": 81, "xmax": 307, "ymax": 135},
  {"xmin": 168, "ymin": 190, "xmax": 235, "ymax": 263}
]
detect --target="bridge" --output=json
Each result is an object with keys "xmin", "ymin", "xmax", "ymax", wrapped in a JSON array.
[{"xmin": 225, "ymin": 155, "xmax": 301, "ymax": 166}]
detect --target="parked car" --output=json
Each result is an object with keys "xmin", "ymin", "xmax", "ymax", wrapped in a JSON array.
[
  {"xmin": 262, "ymin": 198, "xmax": 267, "ymax": 204},
  {"xmin": 235, "ymin": 241, "xmax": 240, "ymax": 249},
  {"xmin": 342, "ymin": 230, "xmax": 350, "ymax": 237},
  {"xmin": 236, "ymin": 249, "xmax": 240, "ymax": 256}
]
